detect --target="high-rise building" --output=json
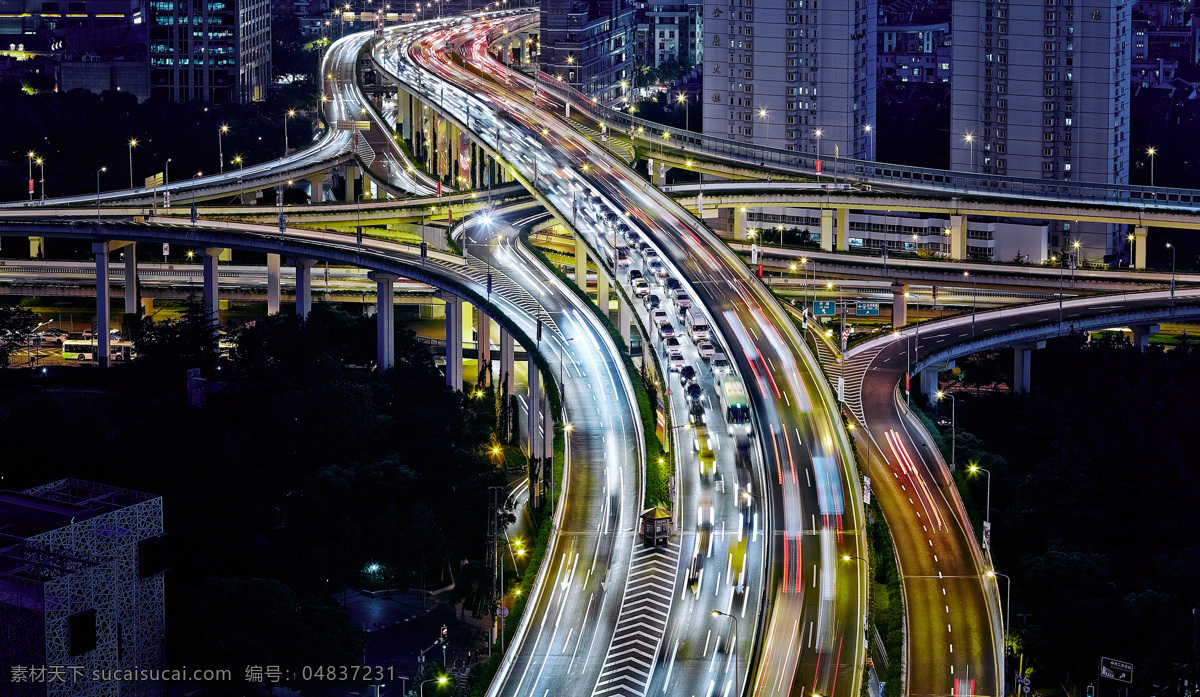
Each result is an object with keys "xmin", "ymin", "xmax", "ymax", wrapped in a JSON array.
[
  {"xmin": 540, "ymin": 0, "xmax": 635, "ymax": 100},
  {"xmin": 148, "ymin": 0, "xmax": 271, "ymax": 102},
  {"xmin": 950, "ymin": 0, "xmax": 1131, "ymax": 257},
  {"xmin": 634, "ymin": 0, "xmax": 703, "ymax": 69},
  {"xmin": 701, "ymin": 0, "xmax": 877, "ymax": 159},
  {"xmin": 0, "ymin": 479, "xmax": 166, "ymax": 697}
]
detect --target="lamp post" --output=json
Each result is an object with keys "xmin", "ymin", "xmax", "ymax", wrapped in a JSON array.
[
  {"xmin": 419, "ymin": 676, "xmax": 449, "ymax": 697},
  {"xmin": 863, "ymin": 123, "xmax": 874, "ymax": 160},
  {"xmin": 1147, "ymin": 146, "xmax": 1157, "ymax": 187},
  {"xmin": 233, "ymin": 156, "xmax": 244, "ymax": 203},
  {"xmin": 711, "ymin": 610, "xmax": 739, "ymax": 686},
  {"xmin": 218, "ymin": 124, "xmax": 229, "ymax": 173},
  {"xmin": 128, "ymin": 138, "xmax": 138, "ymax": 190},
  {"xmin": 27, "ymin": 151, "xmax": 36, "ymax": 202},
  {"xmin": 935, "ymin": 391, "xmax": 956, "ymax": 471},
  {"xmin": 191, "ymin": 171, "xmax": 202, "ymax": 227},
  {"xmin": 1126, "ymin": 233, "xmax": 1135, "ymax": 268},
  {"xmin": 814, "ymin": 128, "xmax": 823, "ymax": 180},
  {"xmin": 284, "ymin": 109, "xmax": 296, "ymax": 155},
  {"xmin": 1166, "ymin": 242, "xmax": 1176, "ymax": 302},
  {"xmin": 986, "ymin": 571, "xmax": 1011, "ymax": 640},
  {"xmin": 36, "ymin": 157, "xmax": 46, "ymax": 203},
  {"xmin": 964, "ymin": 270, "xmax": 977, "ymax": 337},
  {"xmin": 677, "ymin": 93, "xmax": 689, "ymax": 131},
  {"xmin": 968, "ymin": 463, "xmax": 991, "ymax": 530},
  {"xmin": 964, "ymin": 133, "xmax": 975, "ymax": 169},
  {"xmin": 95, "ymin": 167, "xmax": 107, "ymax": 223},
  {"xmin": 165, "ymin": 158, "xmax": 172, "ymax": 189}
]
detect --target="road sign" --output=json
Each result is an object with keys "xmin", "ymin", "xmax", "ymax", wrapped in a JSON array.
[
  {"xmin": 335, "ymin": 120, "xmax": 371, "ymax": 131},
  {"xmin": 1100, "ymin": 658, "xmax": 1133, "ymax": 684},
  {"xmin": 144, "ymin": 173, "xmax": 163, "ymax": 190},
  {"xmin": 856, "ymin": 301, "xmax": 880, "ymax": 316},
  {"xmin": 496, "ymin": 606, "xmax": 509, "ymax": 618},
  {"xmin": 814, "ymin": 300, "xmax": 836, "ymax": 316}
]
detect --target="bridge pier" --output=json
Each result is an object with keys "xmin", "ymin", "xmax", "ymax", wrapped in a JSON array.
[
  {"xmin": 369, "ymin": 272, "xmax": 397, "ymax": 371},
  {"xmin": 499, "ymin": 328, "xmax": 515, "ymax": 395},
  {"xmin": 1129, "ymin": 324, "xmax": 1159, "ymax": 350},
  {"xmin": 1133, "ymin": 226, "xmax": 1147, "ymax": 270},
  {"xmin": 1012, "ymin": 341, "xmax": 1044, "ymax": 395},
  {"xmin": 342, "ymin": 164, "xmax": 358, "ymax": 202},
  {"xmin": 202, "ymin": 247, "xmax": 224, "ymax": 331},
  {"xmin": 92, "ymin": 242, "xmax": 113, "ymax": 367},
  {"xmin": 947, "ymin": 214, "xmax": 966, "ymax": 260},
  {"xmin": 891, "ymin": 282, "xmax": 909, "ymax": 328},
  {"xmin": 617, "ymin": 292, "xmax": 632, "ymax": 347},
  {"xmin": 441, "ymin": 291, "xmax": 464, "ymax": 390},
  {"xmin": 596, "ymin": 262, "xmax": 609, "ymax": 315},
  {"xmin": 542, "ymin": 394, "xmax": 554, "ymax": 484},
  {"xmin": 574, "ymin": 235, "xmax": 588, "ymax": 292},
  {"xmin": 266, "ymin": 253, "xmax": 281, "ymax": 314},
  {"xmin": 820, "ymin": 209, "xmax": 834, "ymax": 251},
  {"xmin": 123, "ymin": 243, "xmax": 138, "ymax": 315},
  {"xmin": 399, "ymin": 91, "xmax": 412, "ymax": 141},
  {"xmin": 732, "ymin": 208, "xmax": 747, "ymax": 241},
  {"xmin": 30, "ymin": 237, "xmax": 44, "ymax": 259},
  {"xmin": 307, "ymin": 171, "xmax": 327, "ymax": 204},
  {"xmin": 836, "ymin": 207, "xmax": 850, "ymax": 251},
  {"xmin": 527, "ymin": 357, "xmax": 543, "ymax": 507},
  {"xmin": 294, "ymin": 258, "xmax": 317, "ymax": 319},
  {"xmin": 920, "ymin": 362, "xmax": 951, "ymax": 406},
  {"xmin": 478, "ymin": 312, "xmax": 492, "ymax": 385}
]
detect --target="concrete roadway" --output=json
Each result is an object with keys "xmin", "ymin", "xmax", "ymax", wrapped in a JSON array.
[
  {"xmin": 400, "ymin": 16, "xmax": 867, "ymax": 697},
  {"xmin": 454, "ymin": 203, "xmax": 645, "ymax": 697}
]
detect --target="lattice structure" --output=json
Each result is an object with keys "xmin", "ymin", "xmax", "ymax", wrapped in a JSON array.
[{"xmin": 0, "ymin": 479, "xmax": 165, "ymax": 697}]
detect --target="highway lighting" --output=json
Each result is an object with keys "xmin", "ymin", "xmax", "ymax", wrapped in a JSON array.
[
  {"xmin": 34, "ymin": 156, "xmax": 45, "ymax": 203},
  {"xmin": 935, "ymin": 391, "xmax": 957, "ymax": 470},
  {"xmin": 710, "ymin": 610, "xmax": 739, "ymax": 684},
  {"xmin": 678, "ymin": 93, "xmax": 689, "ymax": 131},
  {"xmin": 968, "ymin": 463, "xmax": 991, "ymax": 536},
  {"xmin": 986, "ymin": 571, "xmax": 1011, "ymax": 639},
  {"xmin": 218, "ymin": 124, "xmax": 229, "ymax": 173},
  {"xmin": 964, "ymin": 132, "xmax": 975, "ymax": 169},
  {"xmin": 419, "ymin": 675, "xmax": 449, "ymax": 697},
  {"xmin": 127, "ymin": 138, "xmax": 138, "ymax": 190},
  {"xmin": 964, "ymin": 270, "xmax": 977, "ymax": 336},
  {"xmin": 95, "ymin": 167, "xmax": 107, "ymax": 223},
  {"xmin": 1166, "ymin": 242, "xmax": 1177, "ymax": 301},
  {"xmin": 863, "ymin": 123, "xmax": 874, "ymax": 159},
  {"xmin": 1147, "ymin": 146, "xmax": 1157, "ymax": 187},
  {"xmin": 26, "ymin": 151, "xmax": 36, "ymax": 201},
  {"xmin": 814, "ymin": 128, "xmax": 823, "ymax": 179}
]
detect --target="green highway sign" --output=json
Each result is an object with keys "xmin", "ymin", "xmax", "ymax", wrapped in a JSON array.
[
  {"xmin": 814, "ymin": 301, "xmax": 836, "ymax": 316},
  {"xmin": 856, "ymin": 302, "xmax": 880, "ymax": 316}
]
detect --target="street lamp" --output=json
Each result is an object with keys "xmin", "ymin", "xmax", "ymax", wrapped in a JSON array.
[
  {"xmin": 1166, "ymin": 242, "xmax": 1176, "ymax": 302},
  {"xmin": 863, "ymin": 123, "xmax": 874, "ymax": 160},
  {"xmin": 165, "ymin": 158, "xmax": 172, "ymax": 189},
  {"xmin": 814, "ymin": 128, "xmax": 823, "ymax": 179},
  {"xmin": 758, "ymin": 108, "xmax": 769, "ymax": 139},
  {"xmin": 128, "ymin": 138, "xmax": 138, "ymax": 190},
  {"xmin": 419, "ymin": 675, "xmax": 449, "ymax": 697},
  {"xmin": 218, "ymin": 124, "xmax": 229, "ymax": 173},
  {"xmin": 935, "ymin": 391, "xmax": 956, "ymax": 471},
  {"xmin": 35, "ymin": 156, "xmax": 45, "ymax": 203},
  {"xmin": 968, "ymin": 463, "xmax": 991, "ymax": 533},
  {"xmin": 1147, "ymin": 146, "xmax": 1157, "ymax": 187},
  {"xmin": 1126, "ymin": 233, "xmax": 1135, "ymax": 268},
  {"xmin": 711, "ymin": 610, "xmax": 739, "ymax": 686},
  {"xmin": 95, "ymin": 167, "xmax": 107, "ymax": 223},
  {"xmin": 964, "ymin": 133, "xmax": 975, "ymax": 169},
  {"xmin": 677, "ymin": 93, "xmax": 689, "ymax": 131},
  {"xmin": 233, "ymin": 156, "xmax": 244, "ymax": 203},
  {"xmin": 26, "ymin": 151, "xmax": 36, "ymax": 202},
  {"xmin": 964, "ymin": 270, "xmax": 977, "ymax": 337},
  {"xmin": 284, "ymin": 109, "xmax": 296, "ymax": 155},
  {"xmin": 986, "ymin": 571, "xmax": 1011, "ymax": 640}
]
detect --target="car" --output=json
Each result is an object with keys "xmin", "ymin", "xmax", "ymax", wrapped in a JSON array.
[
  {"xmin": 685, "ymin": 381, "xmax": 704, "ymax": 405},
  {"xmin": 664, "ymin": 277, "xmax": 683, "ymax": 294},
  {"xmin": 40, "ymin": 328, "xmax": 67, "ymax": 342},
  {"xmin": 636, "ymin": 239, "xmax": 652, "ymax": 253},
  {"xmin": 650, "ymin": 308, "xmax": 669, "ymax": 325},
  {"xmin": 643, "ymin": 293, "xmax": 661, "ymax": 310},
  {"xmin": 654, "ymin": 266, "xmax": 671, "ymax": 284},
  {"xmin": 688, "ymin": 398, "xmax": 706, "ymax": 425},
  {"xmin": 679, "ymin": 365, "xmax": 697, "ymax": 386},
  {"xmin": 662, "ymin": 336, "xmax": 682, "ymax": 355},
  {"xmin": 666, "ymin": 350, "xmax": 686, "ymax": 371},
  {"xmin": 674, "ymin": 292, "xmax": 692, "ymax": 311},
  {"xmin": 697, "ymin": 340, "xmax": 716, "ymax": 360},
  {"xmin": 632, "ymin": 278, "xmax": 650, "ymax": 297},
  {"xmin": 711, "ymin": 353, "xmax": 731, "ymax": 375},
  {"xmin": 628, "ymin": 269, "xmax": 644, "ymax": 281},
  {"xmin": 657, "ymin": 320, "xmax": 676, "ymax": 339},
  {"xmin": 643, "ymin": 247, "xmax": 660, "ymax": 261},
  {"xmin": 616, "ymin": 248, "xmax": 631, "ymax": 266},
  {"xmin": 628, "ymin": 230, "xmax": 642, "ymax": 245}
]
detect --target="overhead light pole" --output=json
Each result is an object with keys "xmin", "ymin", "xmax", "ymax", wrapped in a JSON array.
[
  {"xmin": 218, "ymin": 124, "xmax": 229, "ymax": 173},
  {"xmin": 128, "ymin": 138, "xmax": 138, "ymax": 190},
  {"xmin": 935, "ymin": 390, "xmax": 957, "ymax": 471},
  {"xmin": 96, "ymin": 167, "xmax": 107, "ymax": 223}
]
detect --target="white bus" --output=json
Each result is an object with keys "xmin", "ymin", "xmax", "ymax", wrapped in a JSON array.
[
  {"xmin": 684, "ymin": 308, "xmax": 710, "ymax": 341},
  {"xmin": 718, "ymin": 373, "xmax": 752, "ymax": 436},
  {"xmin": 62, "ymin": 340, "xmax": 136, "ymax": 362}
]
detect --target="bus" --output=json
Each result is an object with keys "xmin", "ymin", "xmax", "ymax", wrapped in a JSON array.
[
  {"xmin": 718, "ymin": 373, "xmax": 752, "ymax": 436},
  {"xmin": 62, "ymin": 340, "xmax": 136, "ymax": 362}
]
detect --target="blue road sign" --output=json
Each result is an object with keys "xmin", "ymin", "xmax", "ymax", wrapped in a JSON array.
[
  {"xmin": 856, "ymin": 302, "xmax": 881, "ymax": 316},
  {"xmin": 814, "ymin": 301, "xmax": 836, "ymax": 316}
]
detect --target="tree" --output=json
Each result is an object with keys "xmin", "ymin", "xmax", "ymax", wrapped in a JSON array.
[
  {"xmin": 0, "ymin": 303, "xmax": 36, "ymax": 368},
  {"xmin": 132, "ymin": 295, "xmax": 219, "ymax": 372}
]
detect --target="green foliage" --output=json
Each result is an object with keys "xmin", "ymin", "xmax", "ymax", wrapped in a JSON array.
[
  {"xmin": 866, "ymin": 501, "xmax": 905, "ymax": 697},
  {"xmin": 131, "ymin": 295, "xmax": 220, "ymax": 373},
  {"xmin": 0, "ymin": 302, "xmax": 36, "ymax": 368}
]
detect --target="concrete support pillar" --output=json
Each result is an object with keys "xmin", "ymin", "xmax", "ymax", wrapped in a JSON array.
[
  {"xmin": 123, "ymin": 243, "xmax": 138, "ymax": 315},
  {"xmin": 596, "ymin": 262, "xmax": 609, "ymax": 316},
  {"xmin": 820, "ymin": 209, "xmax": 834, "ymax": 251},
  {"xmin": 400, "ymin": 91, "xmax": 412, "ymax": 140},
  {"xmin": 618, "ymin": 293, "xmax": 632, "ymax": 347},
  {"xmin": 478, "ymin": 312, "xmax": 492, "ymax": 385},
  {"xmin": 30, "ymin": 237, "xmax": 44, "ymax": 259},
  {"xmin": 140, "ymin": 297, "xmax": 153, "ymax": 316},
  {"xmin": 442, "ymin": 291, "xmax": 464, "ymax": 390},
  {"xmin": 343, "ymin": 163, "xmax": 358, "ymax": 202},
  {"xmin": 574, "ymin": 235, "xmax": 588, "ymax": 291},
  {"xmin": 266, "ymin": 253, "xmax": 281, "ymax": 315},
  {"xmin": 732, "ymin": 208, "xmax": 747, "ymax": 241},
  {"xmin": 202, "ymin": 247, "xmax": 224, "ymax": 330},
  {"xmin": 891, "ymin": 282, "xmax": 909, "ymax": 328},
  {"xmin": 462, "ymin": 301, "xmax": 474, "ymax": 364},
  {"xmin": 1129, "ymin": 324, "xmax": 1159, "ymax": 350},
  {"xmin": 500, "ymin": 328, "xmax": 515, "ymax": 396},
  {"xmin": 295, "ymin": 258, "xmax": 317, "ymax": 320},
  {"xmin": 836, "ymin": 208, "xmax": 850, "ymax": 251},
  {"xmin": 1133, "ymin": 226, "xmax": 1148, "ymax": 270},
  {"xmin": 1012, "ymin": 342, "xmax": 1043, "ymax": 395},
  {"xmin": 542, "ymin": 394, "xmax": 554, "ymax": 477},
  {"xmin": 370, "ymin": 272, "xmax": 397, "ymax": 371},
  {"xmin": 307, "ymin": 171, "xmax": 327, "ymax": 204},
  {"xmin": 92, "ymin": 242, "xmax": 112, "ymax": 368},
  {"xmin": 920, "ymin": 365, "xmax": 945, "ymax": 406},
  {"xmin": 948, "ymin": 214, "xmax": 966, "ymax": 260},
  {"xmin": 527, "ymin": 357, "xmax": 542, "ymax": 505}
]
